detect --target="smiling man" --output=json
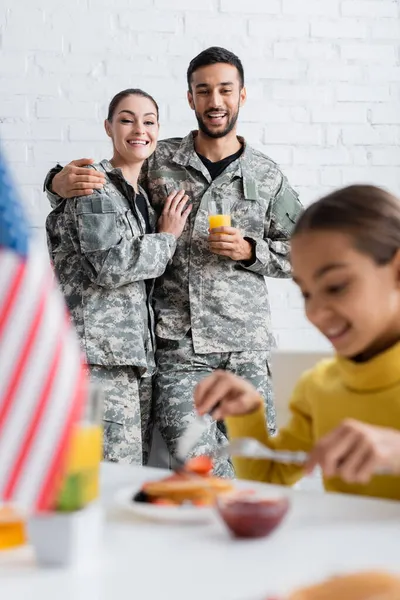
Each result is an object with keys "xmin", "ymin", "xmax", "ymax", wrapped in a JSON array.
[{"xmin": 45, "ymin": 47, "xmax": 302, "ymax": 477}]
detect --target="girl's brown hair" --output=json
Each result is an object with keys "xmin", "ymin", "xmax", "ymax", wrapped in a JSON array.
[{"xmin": 293, "ymin": 185, "xmax": 400, "ymax": 265}]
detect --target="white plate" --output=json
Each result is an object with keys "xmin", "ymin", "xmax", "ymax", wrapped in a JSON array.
[{"xmin": 113, "ymin": 486, "xmax": 215, "ymax": 524}]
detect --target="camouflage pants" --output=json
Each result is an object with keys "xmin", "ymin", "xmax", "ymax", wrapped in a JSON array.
[
  {"xmin": 139, "ymin": 375, "xmax": 154, "ymax": 465},
  {"xmin": 89, "ymin": 365, "xmax": 153, "ymax": 465},
  {"xmin": 153, "ymin": 333, "xmax": 275, "ymax": 478}
]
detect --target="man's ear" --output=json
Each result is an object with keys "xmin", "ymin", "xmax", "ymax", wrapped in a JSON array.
[
  {"xmin": 187, "ymin": 90, "xmax": 195, "ymax": 111},
  {"xmin": 239, "ymin": 86, "xmax": 247, "ymax": 108}
]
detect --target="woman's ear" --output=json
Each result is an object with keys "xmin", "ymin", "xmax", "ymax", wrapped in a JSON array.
[{"xmin": 104, "ymin": 119, "xmax": 112, "ymax": 138}]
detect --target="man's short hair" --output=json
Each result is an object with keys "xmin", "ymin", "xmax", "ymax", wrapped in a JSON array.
[{"xmin": 187, "ymin": 46, "xmax": 245, "ymax": 91}]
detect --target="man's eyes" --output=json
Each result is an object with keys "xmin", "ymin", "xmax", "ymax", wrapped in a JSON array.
[{"xmin": 197, "ymin": 89, "xmax": 233, "ymax": 95}]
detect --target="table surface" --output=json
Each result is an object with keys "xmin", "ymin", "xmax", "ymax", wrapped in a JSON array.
[{"xmin": 1, "ymin": 463, "xmax": 400, "ymax": 600}]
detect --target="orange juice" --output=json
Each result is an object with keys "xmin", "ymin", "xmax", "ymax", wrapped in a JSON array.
[
  {"xmin": 0, "ymin": 506, "xmax": 26, "ymax": 550},
  {"xmin": 208, "ymin": 214, "xmax": 231, "ymax": 230},
  {"xmin": 56, "ymin": 423, "xmax": 102, "ymax": 511}
]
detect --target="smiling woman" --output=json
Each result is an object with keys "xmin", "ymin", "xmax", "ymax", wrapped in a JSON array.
[
  {"xmin": 105, "ymin": 89, "xmax": 159, "ymax": 176},
  {"xmin": 45, "ymin": 89, "xmax": 192, "ymax": 467}
]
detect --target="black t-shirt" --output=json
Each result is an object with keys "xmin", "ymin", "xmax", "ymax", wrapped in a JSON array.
[
  {"xmin": 197, "ymin": 146, "xmax": 243, "ymax": 180},
  {"xmin": 135, "ymin": 192, "xmax": 152, "ymax": 234}
]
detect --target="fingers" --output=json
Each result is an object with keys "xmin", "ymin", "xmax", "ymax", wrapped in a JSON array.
[
  {"xmin": 210, "ymin": 249, "xmax": 234, "ymax": 258},
  {"xmin": 182, "ymin": 203, "xmax": 192, "ymax": 218},
  {"xmin": 171, "ymin": 191, "xmax": 189, "ymax": 213},
  {"xmin": 194, "ymin": 371, "xmax": 228, "ymax": 416},
  {"xmin": 318, "ymin": 428, "xmax": 357, "ymax": 478},
  {"xmin": 194, "ymin": 370, "xmax": 261, "ymax": 419},
  {"xmin": 209, "ymin": 226, "xmax": 236, "ymax": 235},
  {"xmin": 208, "ymin": 232, "xmax": 235, "ymax": 240},
  {"xmin": 338, "ymin": 444, "xmax": 375, "ymax": 484},
  {"xmin": 165, "ymin": 187, "xmax": 185, "ymax": 203},
  {"xmin": 209, "ymin": 241, "xmax": 234, "ymax": 250},
  {"xmin": 61, "ymin": 161, "xmax": 105, "ymax": 198},
  {"xmin": 70, "ymin": 180, "xmax": 104, "ymax": 191},
  {"xmin": 70, "ymin": 170, "xmax": 105, "ymax": 182},
  {"xmin": 175, "ymin": 193, "xmax": 190, "ymax": 214},
  {"xmin": 305, "ymin": 424, "xmax": 351, "ymax": 475},
  {"xmin": 70, "ymin": 158, "xmax": 95, "ymax": 167},
  {"xmin": 307, "ymin": 419, "xmax": 380, "ymax": 484},
  {"xmin": 162, "ymin": 189, "xmax": 186, "ymax": 214},
  {"xmin": 353, "ymin": 451, "xmax": 378, "ymax": 484},
  {"xmin": 65, "ymin": 188, "xmax": 94, "ymax": 198},
  {"xmin": 209, "ymin": 244, "xmax": 236, "ymax": 257}
]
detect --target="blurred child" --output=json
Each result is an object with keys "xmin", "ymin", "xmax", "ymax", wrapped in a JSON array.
[{"xmin": 195, "ymin": 185, "xmax": 400, "ymax": 500}]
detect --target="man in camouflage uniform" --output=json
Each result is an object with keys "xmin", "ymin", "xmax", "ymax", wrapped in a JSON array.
[
  {"xmin": 143, "ymin": 48, "xmax": 302, "ymax": 477},
  {"xmin": 46, "ymin": 47, "xmax": 302, "ymax": 476}
]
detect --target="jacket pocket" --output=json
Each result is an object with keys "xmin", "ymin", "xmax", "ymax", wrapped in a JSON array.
[
  {"xmin": 148, "ymin": 168, "xmax": 190, "ymax": 197},
  {"xmin": 78, "ymin": 213, "xmax": 120, "ymax": 253},
  {"xmin": 76, "ymin": 196, "xmax": 120, "ymax": 253}
]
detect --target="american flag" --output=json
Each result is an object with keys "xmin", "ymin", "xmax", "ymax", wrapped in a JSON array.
[{"xmin": 0, "ymin": 146, "xmax": 88, "ymax": 513}]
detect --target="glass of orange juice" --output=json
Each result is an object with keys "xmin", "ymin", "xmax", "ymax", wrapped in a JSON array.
[
  {"xmin": 0, "ymin": 505, "xmax": 26, "ymax": 550},
  {"xmin": 55, "ymin": 385, "xmax": 103, "ymax": 512},
  {"xmin": 208, "ymin": 198, "xmax": 231, "ymax": 231}
]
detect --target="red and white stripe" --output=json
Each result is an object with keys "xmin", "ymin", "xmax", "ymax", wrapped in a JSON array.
[{"xmin": 0, "ymin": 246, "xmax": 87, "ymax": 512}]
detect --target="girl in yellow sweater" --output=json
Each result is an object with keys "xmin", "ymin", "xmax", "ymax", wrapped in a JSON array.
[{"xmin": 195, "ymin": 184, "xmax": 400, "ymax": 500}]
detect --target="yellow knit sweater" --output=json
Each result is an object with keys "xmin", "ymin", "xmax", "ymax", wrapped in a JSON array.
[{"xmin": 226, "ymin": 342, "xmax": 400, "ymax": 500}]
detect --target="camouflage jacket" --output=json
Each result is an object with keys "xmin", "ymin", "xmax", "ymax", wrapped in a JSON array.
[
  {"xmin": 45, "ymin": 159, "xmax": 176, "ymax": 372},
  {"xmin": 142, "ymin": 132, "xmax": 302, "ymax": 354}
]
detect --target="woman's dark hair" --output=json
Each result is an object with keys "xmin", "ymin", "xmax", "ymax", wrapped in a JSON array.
[
  {"xmin": 293, "ymin": 184, "xmax": 400, "ymax": 266},
  {"xmin": 187, "ymin": 46, "xmax": 244, "ymax": 91},
  {"xmin": 107, "ymin": 88, "xmax": 159, "ymax": 122}
]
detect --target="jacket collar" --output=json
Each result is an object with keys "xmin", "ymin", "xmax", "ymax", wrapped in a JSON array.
[{"xmin": 171, "ymin": 131, "xmax": 259, "ymax": 199}]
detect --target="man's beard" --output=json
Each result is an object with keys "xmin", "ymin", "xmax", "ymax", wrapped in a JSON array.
[{"xmin": 195, "ymin": 104, "xmax": 240, "ymax": 139}]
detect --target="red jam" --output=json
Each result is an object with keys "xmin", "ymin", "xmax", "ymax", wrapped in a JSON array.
[{"xmin": 217, "ymin": 494, "xmax": 290, "ymax": 539}]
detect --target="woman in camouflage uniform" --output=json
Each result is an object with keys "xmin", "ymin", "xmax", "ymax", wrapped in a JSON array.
[{"xmin": 46, "ymin": 89, "xmax": 191, "ymax": 464}]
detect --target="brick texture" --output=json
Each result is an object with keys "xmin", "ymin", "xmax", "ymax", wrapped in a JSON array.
[{"xmin": 0, "ymin": 0, "xmax": 399, "ymax": 350}]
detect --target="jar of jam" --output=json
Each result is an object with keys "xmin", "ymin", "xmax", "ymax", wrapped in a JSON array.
[{"xmin": 216, "ymin": 491, "xmax": 290, "ymax": 539}]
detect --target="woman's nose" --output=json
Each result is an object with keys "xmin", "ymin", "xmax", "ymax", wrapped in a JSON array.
[{"xmin": 133, "ymin": 121, "xmax": 145, "ymax": 135}]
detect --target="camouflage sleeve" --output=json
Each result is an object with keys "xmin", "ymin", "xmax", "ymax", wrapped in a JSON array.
[
  {"xmin": 64, "ymin": 192, "xmax": 177, "ymax": 289},
  {"xmin": 238, "ymin": 175, "xmax": 302, "ymax": 278},
  {"xmin": 43, "ymin": 165, "xmax": 64, "ymax": 209}
]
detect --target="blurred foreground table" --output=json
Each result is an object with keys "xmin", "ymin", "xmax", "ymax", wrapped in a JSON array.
[{"xmin": 1, "ymin": 462, "xmax": 400, "ymax": 600}]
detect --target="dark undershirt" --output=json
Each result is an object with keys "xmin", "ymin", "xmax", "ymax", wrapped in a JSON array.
[
  {"xmin": 135, "ymin": 192, "xmax": 152, "ymax": 234},
  {"xmin": 197, "ymin": 145, "xmax": 256, "ymax": 266},
  {"xmin": 105, "ymin": 170, "xmax": 152, "ymax": 235},
  {"xmin": 196, "ymin": 145, "xmax": 244, "ymax": 180}
]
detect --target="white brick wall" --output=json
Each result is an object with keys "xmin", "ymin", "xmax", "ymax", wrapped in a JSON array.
[{"xmin": 1, "ymin": 0, "xmax": 399, "ymax": 351}]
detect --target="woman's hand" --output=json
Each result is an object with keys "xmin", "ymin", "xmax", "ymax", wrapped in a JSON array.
[
  {"xmin": 157, "ymin": 189, "xmax": 192, "ymax": 238},
  {"xmin": 306, "ymin": 419, "xmax": 400, "ymax": 483},
  {"xmin": 194, "ymin": 370, "xmax": 262, "ymax": 421}
]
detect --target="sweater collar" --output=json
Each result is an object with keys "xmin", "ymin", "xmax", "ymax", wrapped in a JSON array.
[{"xmin": 337, "ymin": 341, "xmax": 400, "ymax": 391}]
